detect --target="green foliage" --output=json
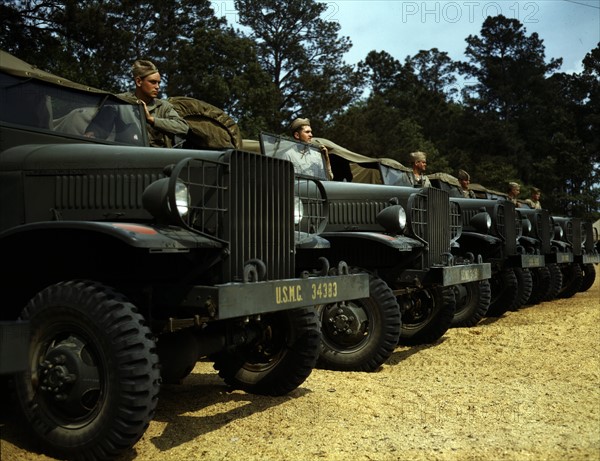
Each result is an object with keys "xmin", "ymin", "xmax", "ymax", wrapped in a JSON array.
[
  {"xmin": 0, "ymin": 3, "xmax": 597, "ymax": 218},
  {"xmin": 234, "ymin": 0, "xmax": 363, "ymax": 132}
]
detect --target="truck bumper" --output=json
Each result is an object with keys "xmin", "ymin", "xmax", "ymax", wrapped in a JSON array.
[
  {"xmin": 580, "ymin": 254, "xmax": 600, "ymax": 264},
  {"xmin": 509, "ymin": 254, "xmax": 546, "ymax": 268},
  {"xmin": 546, "ymin": 253, "xmax": 574, "ymax": 264},
  {"xmin": 399, "ymin": 263, "xmax": 491, "ymax": 287},
  {"xmin": 180, "ymin": 272, "xmax": 370, "ymax": 320}
]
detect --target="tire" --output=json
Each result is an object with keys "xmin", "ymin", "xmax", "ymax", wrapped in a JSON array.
[
  {"xmin": 451, "ymin": 280, "xmax": 492, "ymax": 328},
  {"xmin": 579, "ymin": 263, "xmax": 596, "ymax": 293},
  {"xmin": 398, "ymin": 286, "xmax": 456, "ymax": 346},
  {"xmin": 527, "ymin": 266, "xmax": 551, "ymax": 305},
  {"xmin": 544, "ymin": 263, "xmax": 563, "ymax": 301},
  {"xmin": 487, "ymin": 268, "xmax": 519, "ymax": 317},
  {"xmin": 513, "ymin": 267, "xmax": 533, "ymax": 309},
  {"xmin": 14, "ymin": 280, "xmax": 160, "ymax": 461},
  {"xmin": 558, "ymin": 263, "xmax": 584, "ymax": 298},
  {"xmin": 212, "ymin": 307, "xmax": 320, "ymax": 396},
  {"xmin": 317, "ymin": 274, "xmax": 401, "ymax": 372}
]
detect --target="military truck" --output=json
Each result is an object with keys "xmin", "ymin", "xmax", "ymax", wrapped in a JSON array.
[
  {"xmin": 0, "ymin": 51, "xmax": 369, "ymax": 460},
  {"xmin": 253, "ymin": 134, "xmax": 491, "ymax": 372},
  {"xmin": 435, "ymin": 175, "xmax": 598, "ymax": 303}
]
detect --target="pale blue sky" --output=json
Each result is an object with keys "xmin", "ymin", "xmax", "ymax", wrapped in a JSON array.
[{"xmin": 211, "ymin": 0, "xmax": 600, "ymax": 75}]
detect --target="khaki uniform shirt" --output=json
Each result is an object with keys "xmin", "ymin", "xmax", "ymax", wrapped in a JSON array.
[
  {"xmin": 461, "ymin": 188, "xmax": 476, "ymax": 198},
  {"xmin": 406, "ymin": 171, "xmax": 431, "ymax": 188},
  {"xmin": 119, "ymin": 92, "xmax": 188, "ymax": 147},
  {"xmin": 525, "ymin": 199, "xmax": 542, "ymax": 209}
]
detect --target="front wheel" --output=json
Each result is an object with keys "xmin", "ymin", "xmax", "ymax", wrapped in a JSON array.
[
  {"xmin": 487, "ymin": 269, "xmax": 519, "ymax": 317},
  {"xmin": 451, "ymin": 280, "xmax": 492, "ymax": 328},
  {"xmin": 14, "ymin": 280, "xmax": 160, "ymax": 461},
  {"xmin": 544, "ymin": 263, "xmax": 563, "ymax": 301},
  {"xmin": 579, "ymin": 263, "xmax": 596, "ymax": 293},
  {"xmin": 513, "ymin": 267, "xmax": 533, "ymax": 309},
  {"xmin": 398, "ymin": 286, "xmax": 456, "ymax": 346},
  {"xmin": 317, "ymin": 274, "xmax": 401, "ymax": 372},
  {"xmin": 212, "ymin": 307, "xmax": 320, "ymax": 396},
  {"xmin": 558, "ymin": 263, "xmax": 584, "ymax": 298},
  {"xmin": 527, "ymin": 266, "xmax": 551, "ymax": 305}
]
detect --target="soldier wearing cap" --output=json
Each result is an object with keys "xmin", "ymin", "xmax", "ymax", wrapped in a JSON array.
[
  {"xmin": 507, "ymin": 181, "xmax": 521, "ymax": 205},
  {"xmin": 525, "ymin": 187, "xmax": 542, "ymax": 209},
  {"xmin": 274, "ymin": 118, "xmax": 333, "ymax": 179},
  {"xmin": 457, "ymin": 169, "xmax": 475, "ymax": 198},
  {"xmin": 117, "ymin": 60, "xmax": 188, "ymax": 147},
  {"xmin": 405, "ymin": 151, "xmax": 431, "ymax": 187}
]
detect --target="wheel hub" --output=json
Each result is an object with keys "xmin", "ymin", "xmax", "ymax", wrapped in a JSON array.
[
  {"xmin": 38, "ymin": 335, "xmax": 101, "ymax": 418},
  {"xmin": 323, "ymin": 303, "xmax": 368, "ymax": 346}
]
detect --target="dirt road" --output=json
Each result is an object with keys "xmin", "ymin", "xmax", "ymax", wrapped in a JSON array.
[{"xmin": 2, "ymin": 271, "xmax": 599, "ymax": 461}]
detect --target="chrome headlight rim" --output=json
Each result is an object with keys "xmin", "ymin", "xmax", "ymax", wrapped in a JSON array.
[{"xmin": 376, "ymin": 204, "xmax": 407, "ymax": 235}]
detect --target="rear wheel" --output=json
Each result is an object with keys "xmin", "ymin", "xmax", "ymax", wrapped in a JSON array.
[
  {"xmin": 212, "ymin": 307, "xmax": 320, "ymax": 396},
  {"xmin": 317, "ymin": 274, "xmax": 401, "ymax": 372},
  {"xmin": 14, "ymin": 280, "xmax": 160, "ymax": 461},
  {"xmin": 487, "ymin": 269, "xmax": 519, "ymax": 317},
  {"xmin": 451, "ymin": 280, "xmax": 491, "ymax": 328},
  {"xmin": 398, "ymin": 286, "xmax": 455, "ymax": 346}
]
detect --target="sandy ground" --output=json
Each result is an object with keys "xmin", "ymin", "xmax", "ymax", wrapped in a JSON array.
[{"xmin": 2, "ymin": 269, "xmax": 599, "ymax": 461}]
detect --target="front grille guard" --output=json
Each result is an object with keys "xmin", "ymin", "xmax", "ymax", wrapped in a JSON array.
[
  {"xmin": 493, "ymin": 201, "xmax": 517, "ymax": 254},
  {"xmin": 170, "ymin": 156, "xmax": 228, "ymax": 244},
  {"xmin": 494, "ymin": 202, "xmax": 506, "ymax": 239},
  {"xmin": 535, "ymin": 210, "xmax": 552, "ymax": 254},
  {"xmin": 449, "ymin": 201, "xmax": 462, "ymax": 243},
  {"xmin": 295, "ymin": 176, "xmax": 328, "ymax": 235}
]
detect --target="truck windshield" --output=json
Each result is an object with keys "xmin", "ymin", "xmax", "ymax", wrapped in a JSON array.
[
  {"xmin": 259, "ymin": 132, "xmax": 328, "ymax": 180},
  {"xmin": 0, "ymin": 72, "xmax": 146, "ymax": 146}
]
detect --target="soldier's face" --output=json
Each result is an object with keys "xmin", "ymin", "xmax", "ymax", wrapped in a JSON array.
[
  {"xmin": 136, "ymin": 72, "xmax": 161, "ymax": 100},
  {"xmin": 295, "ymin": 126, "xmax": 313, "ymax": 143}
]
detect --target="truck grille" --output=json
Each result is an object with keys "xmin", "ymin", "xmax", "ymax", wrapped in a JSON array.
[
  {"xmin": 225, "ymin": 151, "xmax": 295, "ymax": 281},
  {"xmin": 409, "ymin": 187, "xmax": 449, "ymax": 267}
]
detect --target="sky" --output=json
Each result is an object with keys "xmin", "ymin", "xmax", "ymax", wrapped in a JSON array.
[{"xmin": 210, "ymin": 0, "xmax": 600, "ymax": 76}]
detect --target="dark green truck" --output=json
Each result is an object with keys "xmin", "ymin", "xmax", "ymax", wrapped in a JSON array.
[{"xmin": 0, "ymin": 50, "xmax": 369, "ymax": 460}]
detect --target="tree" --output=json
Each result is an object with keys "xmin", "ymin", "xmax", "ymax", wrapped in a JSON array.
[
  {"xmin": 167, "ymin": 27, "xmax": 279, "ymax": 137},
  {"xmin": 460, "ymin": 15, "xmax": 562, "ymax": 120},
  {"xmin": 234, "ymin": 0, "xmax": 363, "ymax": 133}
]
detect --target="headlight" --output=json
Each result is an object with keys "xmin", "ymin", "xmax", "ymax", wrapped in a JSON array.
[
  {"xmin": 553, "ymin": 225, "xmax": 563, "ymax": 240},
  {"xmin": 521, "ymin": 217, "xmax": 532, "ymax": 236},
  {"xmin": 143, "ymin": 177, "xmax": 189, "ymax": 223},
  {"xmin": 471, "ymin": 212, "xmax": 492, "ymax": 234},
  {"xmin": 294, "ymin": 196, "xmax": 304, "ymax": 225},
  {"xmin": 377, "ymin": 205, "xmax": 407, "ymax": 234},
  {"xmin": 174, "ymin": 180, "xmax": 190, "ymax": 217}
]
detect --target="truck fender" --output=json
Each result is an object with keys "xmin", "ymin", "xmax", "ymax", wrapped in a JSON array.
[
  {"xmin": 0, "ymin": 221, "xmax": 223, "ymax": 251},
  {"xmin": 321, "ymin": 231, "xmax": 423, "ymax": 251},
  {"xmin": 460, "ymin": 231, "xmax": 503, "ymax": 246}
]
